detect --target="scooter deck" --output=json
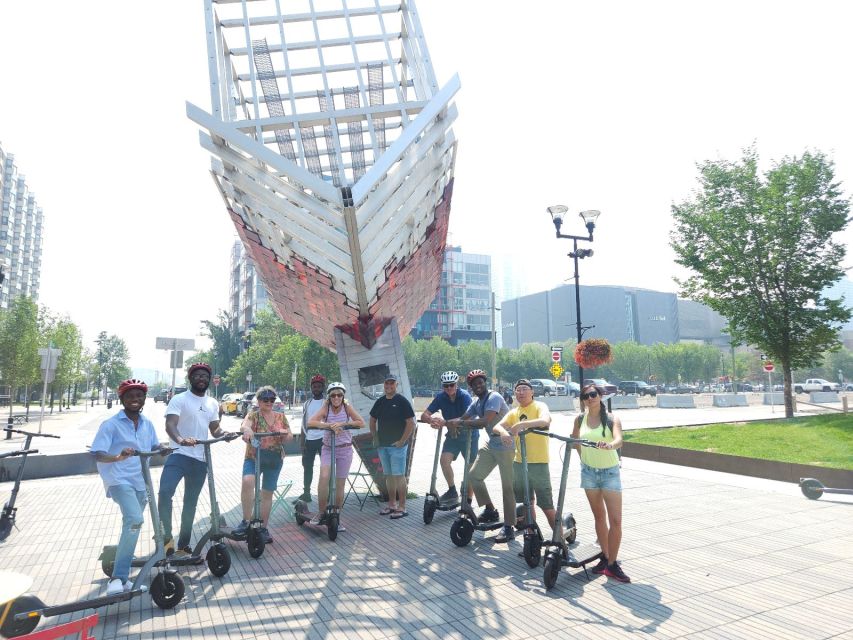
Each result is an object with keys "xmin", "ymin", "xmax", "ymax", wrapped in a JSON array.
[
  {"xmin": 18, "ymin": 588, "xmax": 146, "ymax": 620},
  {"xmin": 566, "ymin": 544, "xmax": 603, "ymax": 568}
]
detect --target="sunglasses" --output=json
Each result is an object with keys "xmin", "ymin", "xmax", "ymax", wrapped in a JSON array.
[
  {"xmin": 258, "ymin": 395, "xmax": 276, "ymax": 402},
  {"xmin": 580, "ymin": 391, "xmax": 599, "ymax": 400},
  {"xmin": 442, "ymin": 383, "xmax": 456, "ymax": 388},
  {"xmin": 329, "ymin": 392, "xmax": 344, "ymax": 398}
]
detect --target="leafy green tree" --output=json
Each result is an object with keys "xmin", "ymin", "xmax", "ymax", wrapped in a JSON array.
[
  {"xmin": 94, "ymin": 332, "xmax": 132, "ymax": 397},
  {"xmin": 42, "ymin": 316, "xmax": 82, "ymax": 411},
  {"xmin": 200, "ymin": 311, "xmax": 242, "ymax": 389},
  {"xmin": 671, "ymin": 148, "xmax": 850, "ymax": 416},
  {"xmin": 652, "ymin": 343, "xmax": 680, "ymax": 384},
  {"xmin": 604, "ymin": 342, "xmax": 653, "ymax": 382},
  {"xmin": 0, "ymin": 297, "xmax": 40, "ymax": 413}
]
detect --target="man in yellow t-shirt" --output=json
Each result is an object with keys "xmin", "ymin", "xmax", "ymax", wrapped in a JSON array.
[{"xmin": 492, "ymin": 379, "xmax": 555, "ymax": 533}]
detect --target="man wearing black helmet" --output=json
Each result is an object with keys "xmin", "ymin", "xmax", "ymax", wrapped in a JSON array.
[{"xmin": 158, "ymin": 362, "xmax": 225, "ymax": 558}]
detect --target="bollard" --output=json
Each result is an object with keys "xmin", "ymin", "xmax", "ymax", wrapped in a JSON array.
[
  {"xmin": 844, "ymin": 396, "xmax": 849, "ymax": 414},
  {"xmin": 5, "ymin": 415, "xmax": 12, "ymax": 439}
]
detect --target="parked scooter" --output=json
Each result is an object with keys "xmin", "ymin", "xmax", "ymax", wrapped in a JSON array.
[
  {"xmin": 0, "ymin": 428, "xmax": 60, "ymax": 542},
  {"xmin": 294, "ymin": 425, "xmax": 359, "ymax": 541},
  {"xmin": 528, "ymin": 429, "xmax": 603, "ymax": 589},
  {"xmin": 449, "ymin": 425, "xmax": 505, "ymax": 547},
  {"xmin": 800, "ymin": 477, "xmax": 853, "ymax": 500},
  {"xmin": 99, "ymin": 432, "xmax": 240, "ymax": 577},
  {"xmin": 517, "ymin": 429, "xmax": 545, "ymax": 567},
  {"xmin": 422, "ymin": 422, "xmax": 461, "ymax": 524},
  {"xmin": 0, "ymin": 448, "xmax": 184, "ymax": 638}
]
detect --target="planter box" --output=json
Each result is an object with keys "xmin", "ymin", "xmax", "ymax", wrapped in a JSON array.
[{"xmin": 622, "ymin": 441, "xmax": 853, "ymax": 486}]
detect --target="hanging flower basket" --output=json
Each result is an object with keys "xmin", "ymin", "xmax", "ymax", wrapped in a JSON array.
[{"xmin": 574, "ymin": 338, "xmax": 613, "ymax": 370}]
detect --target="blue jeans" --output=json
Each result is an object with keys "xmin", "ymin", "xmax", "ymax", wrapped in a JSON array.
[
  {"xmin": 109, "ymin": 484, "xmax": 147, "ymax": 582},
  {"xmin": 158, "ymin": 454, "xmax": 207, "ymax": 549},
  {"xmin": 377, "ymin": 444, "xmax": 409, "ymax": 476}
]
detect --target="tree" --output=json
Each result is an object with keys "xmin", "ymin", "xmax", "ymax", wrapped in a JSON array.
[
  {"xmin": 94, "ymin": 332, "xmax": 132, "ymax": 397},
  {"xmin": 200, "ymin": 311, "xmax": 242, "ymax": 389},
  {"xmin": 0, "ymin": 297, "xmax": 40, "ymax": 413},
  {"xmin": 671, "ymin": 148, "xmax": 851, "ymax": 416},
  {"xmin": 41, "ymin": 315, "xmax": 82, "ymax": 411}
]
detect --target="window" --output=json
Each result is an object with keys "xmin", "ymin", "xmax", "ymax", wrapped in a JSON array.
[{"xmin": 465, "ymin": 273, "xmax": 489, "ymax": 286}]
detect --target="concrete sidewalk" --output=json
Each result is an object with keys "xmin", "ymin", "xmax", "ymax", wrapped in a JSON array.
[{"xmin": 0, "ymin": 423, "xmax": 850, "ymax": 639}]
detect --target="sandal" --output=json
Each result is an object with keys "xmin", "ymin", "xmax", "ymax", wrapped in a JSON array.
[
  {"xmin": 379, "ymin": 507, "xmax": 394, "ymax": 516},
  {"xmin": 390, "ymin": 510, "xmax": 409, "ymax": 519}
]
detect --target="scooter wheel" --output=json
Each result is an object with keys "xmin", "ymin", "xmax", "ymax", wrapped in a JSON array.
[
  {"xmin": 0, "ymin": 514, "xmax": 13, "ymax": 542},
  {"xmin": 800, "ymin": 478, "xmax": 824, "ymax": 500},
  {"xmin": 327, "ymin": 514, "xmax": 339, "ymax": 541},
  {"xmin": 523, "ymin": 535, "xmax": 542, "ymax": 568},
  {"xmin": 0, "ymin": 594, "xmax": 44, "ymax": 638},
  {"xmin": 206, "ymin": 544, "xmax": 231, "ymax": 577},
  {"xmin": 450, "ymin": 518, "xmax": 475, "ymax": 547},
  {"xmin": 423, "ymin": 500, "xmax": 437, "ymax": 525},
  {"xmin": 543, "ymin": 552, "xmax": 560, "ymax": 590},
  {"xmin": 150, "ymin": 572, "xmax": 185, "ymax": 609},
  {"xmin": 247, "ymin": 528, "xmax": 265, "ymax": 558}
]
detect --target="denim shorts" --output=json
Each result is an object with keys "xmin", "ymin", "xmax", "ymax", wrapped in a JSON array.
[
  {"xmin": 580, "ymin": 463, "xmax": 622, "ymax": 492},
  {"xmin": 377, "ymin": 444, "xmax": 409, "ymax": 476},
  {"xmin": 242, "ymin": 449, "xmax": 283, "ymax": 492}
]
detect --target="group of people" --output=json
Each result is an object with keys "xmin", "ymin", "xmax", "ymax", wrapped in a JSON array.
[{"xmin": 92, "ymin": 363, "xmax": 628, "ymax": 598}]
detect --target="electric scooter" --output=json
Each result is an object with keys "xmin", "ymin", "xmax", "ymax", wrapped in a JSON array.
[
  {"xmin": 99, "ymin": 432, "xmax": 241, "ymax": 577},
  {"xmin": 294, "ymin": 425, "xmax": 359, "ymax": 541},
  {"xmin": 449, "ymin": 424, "xmax": 505, "ymax": 547},
  {"xmin": 0, "ymin": 428, "xmax": 60, "ymax": 541},
  {"xmin": 422, "ymin": 422, "xmax": 461, "ymax": 524},
  {"xmin": 800, "ymin": 477, "xmax": 853, "ymax": 500},
  {"xmin": 517, "ymin": 429, "xmax": 545, "ymax": 567},
  {"xmin": 0, "ymin": 448, "xmax": 185, "ymax": 638},
  {"xmin": 528, "ymin": 429, "xmax": 603, "ymax": 589}
]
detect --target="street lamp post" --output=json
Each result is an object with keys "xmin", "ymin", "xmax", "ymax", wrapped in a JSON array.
[
  {"xmin": 246, "ymin": 372, "xmax": 253, "ymax": 393},
  {"xmin": 548, "ymin": 206, "xmax": 601, "ymax": 386}
]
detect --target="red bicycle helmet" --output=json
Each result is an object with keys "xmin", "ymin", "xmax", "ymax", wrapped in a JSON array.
[
  {"xmin": 188, "ymin": 362, "xmax": 212, "ymax": 376},
  {"xmin": 466, "ymin": 369, "xmax": 488, "ymax": 384},
  {"xmin": 310, "ymin": 374, "xmax": 327, "ymax": 384},
  {"xmin": 118, "ymin": 378, "xmax": 148, "ymax": 397}
]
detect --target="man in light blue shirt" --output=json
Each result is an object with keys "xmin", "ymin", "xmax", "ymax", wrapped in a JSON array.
[{"xmin": 91, "ymin": 378, "xmax": 163, "ymax": 596}]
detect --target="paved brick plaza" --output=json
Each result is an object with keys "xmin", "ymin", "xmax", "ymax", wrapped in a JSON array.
[{"xmin": 1, "ymin": 411, "xmax": 851, "ymax": 639}]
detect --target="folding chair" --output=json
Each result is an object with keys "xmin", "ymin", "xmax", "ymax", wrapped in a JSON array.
[
  {"xmin": 343, "ymin": 458, "xmax": 380, "ymax": 511},
  {"xmin": 270, "ymin": 478, "xmax": 294, "ymax": 520}
]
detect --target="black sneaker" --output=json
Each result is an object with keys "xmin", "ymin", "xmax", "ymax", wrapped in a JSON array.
[
  {"xmin": 232, "ymin": 519, "xmax": 249, "ymax": 538},
  {"xmin": 297, "ymin": 492, "xmax": 312, "ymax": 503},
  {"xmin": 439, "ymin": 487, "xmax": 459, "ymax": 504},
  {"xmin": 591, "ymin": 556, "xmax": 608, "ymax": 575},
  {"xmin": 604, "ymin": 562, "xmax": 631, "ymax": 583},
  {"xmin": 494, "ymin": 525, "xmax": 515, "ymax": 543},
  {"xmin": 478, "ymin": 506, "xmax": 500, "ymax": 524},
  {"xmin": 260, "ymin": 527, "xmax": 273, "ymax": 544}
]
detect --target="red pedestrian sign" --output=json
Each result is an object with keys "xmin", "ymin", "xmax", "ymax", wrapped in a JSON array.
[
  {"xmin": 551, "ymin": 346, "xmax": 562, "ymax": 362},
  {"xmin": 763, "ymin": 362, "xmax": 774, "ymax": 373}
]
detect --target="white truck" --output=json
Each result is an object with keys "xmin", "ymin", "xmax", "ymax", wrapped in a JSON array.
[{"xmin": 793, "ymin": 378, "xmax": 841, "ymax": 394}]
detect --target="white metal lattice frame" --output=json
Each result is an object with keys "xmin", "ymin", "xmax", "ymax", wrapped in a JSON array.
[{"xmin": 189, "ymin": 0, "xmax": 458, "ymax": 317}]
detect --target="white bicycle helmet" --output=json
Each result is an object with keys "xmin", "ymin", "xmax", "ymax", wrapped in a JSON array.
[
  {"xmin": 326, "ymin": 381, "xmax": 346, "ymax": 395},
  {"xmin": 440, "ymin": 371, "xmax": 459, "ymax": 384}
]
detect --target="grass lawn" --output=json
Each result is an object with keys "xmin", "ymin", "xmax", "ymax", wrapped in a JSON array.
[{"xmin": 623, "ymin": 414, "xmax": 853, "ymax": 469}]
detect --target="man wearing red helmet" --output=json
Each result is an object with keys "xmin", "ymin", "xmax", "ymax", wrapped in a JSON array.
[
  {"xmin": 91, "ymin": 379, "xmax": 165, "ymax": 595},
  {"xmin": 296, "ymin": 374, "xmax": 327, "ymax": 503},
  {"xmin": 158, "ymin": 362, "xmax": 226, "ymax": 558}
]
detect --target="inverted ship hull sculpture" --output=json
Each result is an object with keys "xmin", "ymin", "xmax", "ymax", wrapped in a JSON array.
[{"xmin": 188, "ymin": 0, "xmax": 458, "ymax": 350}]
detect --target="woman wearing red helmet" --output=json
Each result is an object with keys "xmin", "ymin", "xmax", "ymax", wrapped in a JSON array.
[{"xmin": 90, "ymin": 379, "xmax": 165, "ymax": 595}]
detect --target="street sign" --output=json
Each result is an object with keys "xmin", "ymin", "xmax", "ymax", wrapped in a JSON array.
[
  {"xmin": 760, "ymin": 354, "xmax": 767, "ymax": 361},
  {"xmin": 551, "ymin": 349, "xmax": 562, "ymax": 362},
  {"xmin": 763, "ymin": 361, "xmax": 775, "ymax": 373},
  {"xmin": 550, "ymin": 363, "xmax": 563, "ymax": 379},
  {"xmin": 38, "ymin": 348, "xmax": 62, "ymax": 371},
  {"xmin": 156, "ymin": 337, "xmax": 195, "ymax": 351},
  {"xmin": 170, "ymin": 350, "xmax": 184, "ymax": 369},
  {"xmin": 213, "ymin": 375, "xmax": 221, "ymax": 386}
]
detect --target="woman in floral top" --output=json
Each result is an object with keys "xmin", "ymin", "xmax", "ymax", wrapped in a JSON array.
[{"xmin": 232, "ymin": 385, "xmax": 293, "ymax": 543}]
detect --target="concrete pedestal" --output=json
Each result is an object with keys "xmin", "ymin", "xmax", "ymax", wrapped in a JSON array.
[{"xmin": 713, "ymin": 394, "xmax": 748, "ymax": 407}]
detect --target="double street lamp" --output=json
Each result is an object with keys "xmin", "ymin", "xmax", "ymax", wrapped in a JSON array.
[{"xmin": 548, "ymin": 206, "xmax": 601, "ymax": 385}]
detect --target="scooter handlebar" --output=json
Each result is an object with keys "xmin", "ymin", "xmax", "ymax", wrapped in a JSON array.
[
  {"xmin": 0, "ymin": 448, "xmax": 38, "ymax": 459},
  {"xmin": 194, "ymin": 432, "xmax": 241, "ymax": 445},
  {"xmin": 133, "ymin": 447, "xmax": 177, "ymax": 457},
  {"xmin": 528, "ymin": 429, "xmax": 598, "ymax": 447},
  {"xmin": 3, "ymin": 427, "xmax": 60, "ymax": 439}
]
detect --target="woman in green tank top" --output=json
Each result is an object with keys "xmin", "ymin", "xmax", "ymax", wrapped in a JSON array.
[{"xmin": 571, "ymin": 383, "xmax": 630, "ymax": 583}]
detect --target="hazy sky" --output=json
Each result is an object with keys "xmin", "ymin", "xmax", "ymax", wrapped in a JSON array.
[{"xmin": 1, "ymin": 0, "xmax": 851, "ymax": 371}]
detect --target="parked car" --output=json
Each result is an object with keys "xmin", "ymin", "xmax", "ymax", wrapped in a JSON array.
[
  {"xmin": 582, "ymin": 378, "xmax": 618, "ymax": 396},
  {"xmin": 167, "ymin": 386, "xmax": 188, "ymax": 402},
  {"xmin": 153, "ymin": 389, "xmax": 169, "ymax": 403},
  {"xmin": 529, "ymin": 379, "xmax": 559, "ymax": 397},
  {"xmin": 672, "ymin": 384, "xmax": 700, "ymax": 394},
  {"xmin": 617, "ymin": 381, "xmax": 657, "ymax": 396},
  {"xmin": 844, "ymin": 383, "xmax": 853, "ymax": 391},
  {"xmin": 793, "ymin": 378, "xmax": 841, "ymax": 393},
  {"xmin": 235, "ymin": 392, "xmax": 255, "ymax": 418},
  {"xmin": 555, "ymin": 382, "xmax": 580, "ymax": 397},
  {"xmin": 219, "ymin": 392, "xmax": 242, "ymax": 415},
  {"xmin": 723, "ymin": 382, "xmax": 752, "ymax": 392}
]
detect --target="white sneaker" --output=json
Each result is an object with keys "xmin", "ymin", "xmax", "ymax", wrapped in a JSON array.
[
  {"xmin": 123, "ymin": 581, "xmax": 133, "ymax": 592},
  {"xmin": 309, "ymin": 514, "xmax": 322, "ymax": 526},
  {"xmin": 337, "ymin": 523, "xmax": 346, "ymax": 532},
  {"xmin": 106, "ymin": 579, "xmax": 125, "ymax": 596}
]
